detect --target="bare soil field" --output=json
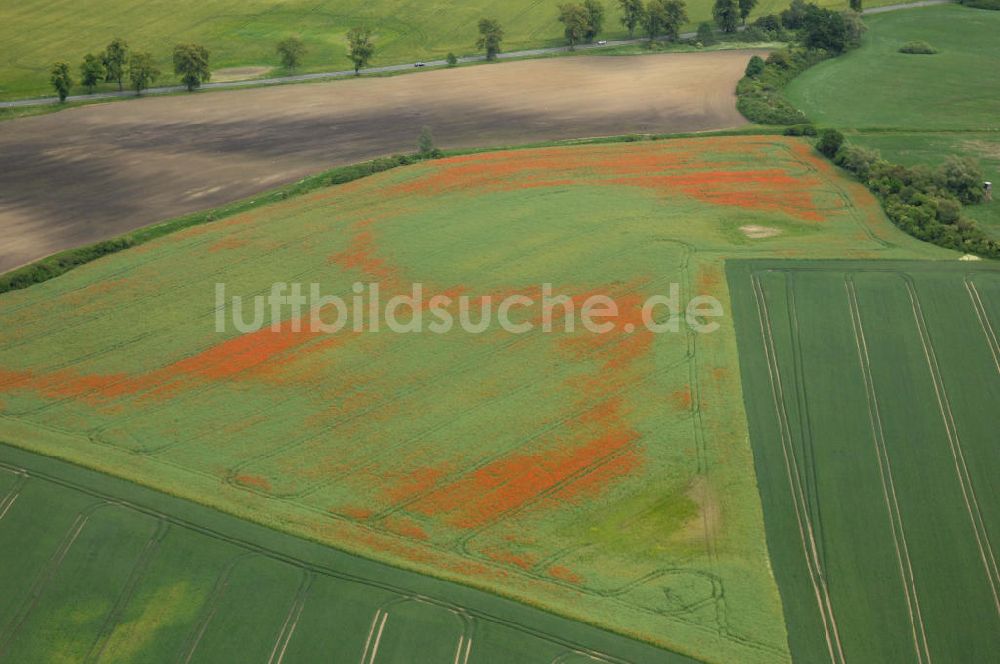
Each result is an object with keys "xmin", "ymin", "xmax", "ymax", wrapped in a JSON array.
[{"xmin": 0, "ymin": 51, "xmax": 760, "ymax": 273}]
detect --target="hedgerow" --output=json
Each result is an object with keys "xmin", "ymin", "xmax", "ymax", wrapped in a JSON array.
[
  {"xmin": 736, "ymin": 47, "xmax": 829, "ymax": 125},
  {"xmin": 831, "ymin": 144, "xmax": 1000, "ymax": 257}
]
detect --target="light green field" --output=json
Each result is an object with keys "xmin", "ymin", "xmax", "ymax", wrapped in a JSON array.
[
  {"xmin": 0, "ymin": 136, "xmax": 952, "ymax": 662},
  {"xmin": 0, "ymin": 443, "xmax": 698, "ymax": 663},
  {"xmin": 1, "ymin": 0, "xmax": 881, "ymax": 101},
  {"xmin": 785, "ymin": 5, "xmax": 1000, "ymax": 131},
  {"xmin": 729, "ymin": 259, "xmax": 1000, "ymax": 663},
  {"xmin": 785, "ymin": 5, "xmax": 1000, "ymax": 238}
]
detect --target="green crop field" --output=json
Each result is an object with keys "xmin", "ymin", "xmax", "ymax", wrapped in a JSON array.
[
  {"xmin": 1, "ymin": 0, "xmax": 884, "ymax": 101},
  {"xmin": 729, "ymin": 259, "xmax": 1000, "ymax": 663},
  {"xmin": 0, "ymin": 135, "xmax": 953, "ymax": 662},
  {"xmin": 785, "ymin": 4, "xmax": 1000, "ymax": 238},
  {"xmin": 0, "ymin": 443, "xmax": 697, "ymax": 663}
]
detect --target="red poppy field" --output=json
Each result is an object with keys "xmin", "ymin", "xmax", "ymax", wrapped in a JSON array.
[{"xmin": 0, "ymin": 136, "xmax": 950, "ymax": 663}]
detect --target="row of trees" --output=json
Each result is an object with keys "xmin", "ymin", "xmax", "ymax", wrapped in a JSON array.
[
  {"xmin": 558, "ymin": 0, "xmax": 769, "ymax": 49},
  {"xmin": 557, "ymin": 1, "xmax": 605, "ymax": 49},
  {"xmin": 711, "ymin": 0, "xmax": 758, "ymax": 33},
  {"xmin": 50, "ymin": 38, "xmax": 211, "ymax": 101},
  {"xmin": 48, "ymin": 0, "xmax": 817, "ymax": 102}
]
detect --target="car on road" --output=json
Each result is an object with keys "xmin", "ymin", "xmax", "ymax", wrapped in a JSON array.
[
  {"xmin": 597, "ymin": 40, "xmax": 608, "ymax": 45},
  {"xmin": 415, "ymin": 62, "xmax": 426, "ymax": 67}
]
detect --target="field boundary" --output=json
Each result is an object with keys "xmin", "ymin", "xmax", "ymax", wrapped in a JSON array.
[
  {"xmin": 0, "ymin": 128, "xmax": 787, "ymax": 296},
  {"xmin": 0, "ymin": 443, "xmax": 699, "ymax": 664},
  {"xmin": 845, "ymin": 275, "xmax": 931, "ymax": 663},
  {"xmin": 748, "ymin": 270, "xmax": 844, "ymax": 664}
]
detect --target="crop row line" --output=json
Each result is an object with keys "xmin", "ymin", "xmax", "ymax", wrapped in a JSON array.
[
  {"xmin": 905, "ymin": 279, "xmax": 1000, "ymax": 617},
  {"xmin": 0, "ymin": 460, "xmax": 639, "ymax": 663},
  {"xmin": 750, "ymin": 271, "xmax": 845, "ymax": 664},
  {"xmin": 0, "ymin": 502, "xmax": 102, "ymax": 658},
  {"xmin": 846, "ymin": 275, "xmax": 931, "ymax": 664},
  {"xmin": 268, "ymin": 571, "xmax": 314, "ymax": 664},
  {"xmin": 964, "ymin": 279, "xmax": 1000, "ymax": 375}
]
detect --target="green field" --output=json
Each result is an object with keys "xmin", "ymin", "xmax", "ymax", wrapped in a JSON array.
[
  {"xmin": 0, "ymin": 443, "xmax": 699, "ymax": 663},
  {"xmin": 0, "ymin": 135, "xmax": 953, "ymax": 662},
  {"xmin": 2, "ymin": 0, "xmax": 884, "ymax": 101},
  {"xmin": 729, "ymin": 259, "xmax": 1000, "ymax": 662},
  {"xmin": 785, "ymin": 4, "xmax": 1000, "ymax": 237}
]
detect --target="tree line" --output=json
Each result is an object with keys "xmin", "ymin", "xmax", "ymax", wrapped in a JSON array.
[
  {"xmin": 50, "ymin": 38, "xmax": 212, "ymax": 101},
  {"xmin": 49, "ymin": 0, "xmax": 798, "ymax": 103}
]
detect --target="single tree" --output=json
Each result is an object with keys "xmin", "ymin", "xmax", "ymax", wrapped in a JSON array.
[
  {"xmin": 780, "ymin": 0, "xmax": 810, "ymax": 30},
  {"xmin": 173, "ymin": 43, "xmax": 211, "ymax": 91},
  {"xmin": 618, "ymin": 0, "xmax": 645, "ymax": 38},
  {"xmin": 347, "ymin": 27, "xmax": 375, "ymax": 75},
  {"xmin": 50, "ymin": 62, "xmax": 72, "ymax": 103},
  {"xmin": 583, "ymin": 0, "xmax": 606, "ymax": 42},
  {"xmin": 79, "ymin": 53, "xmax": 105, "ymax": 94},
  {"xmin": 738, "ymin": 0, "xmax": 758, "ymax": 24},
  {"xmin": 816, "ymin": 129, "xmax": 845, "ymax": 158},
  {"xmin": 102, "ymin": 37, "xmax": 129, "ymax": 91},
  {"xmin": 745, "ymin": 55, "xmax": 765, "ymax": 77},
  {"xmin": 801, "ymin": 5, "xmax": 848, "ymax": 52},
  {"xmin": 477, "ymin": 18, "xmax": 505, "ymax": 61},
  {"xmin": 643, "ymin": 0, "xmax": 666, "ymax": 40},
  {"xmin": 128, "ymin": 51, "xmax": 160, "ymax": 95},
  {"xmin": 696, "ymin": 22, "xmax": 716, "ymax": 46},
  {"xmin": 849, "ymin": 0, "xmax": 862, "ymax": 11},
  {"xmin": 661, "ymin": 0, "xmax": 688, "ymax": 40},
  {"xmin": 476, "ymin": 18, "xmax": 504, "ymax": 61},
  {"xmin": 644, "ymin": 0, "xmax": 687, "ymax": 41},
  {"xmin": 713, "ymin": 0, "xmax": 740, "ymax": 33},
  {"xmin": 418, "ymin": 126, "xmax": 436, "ymax": 156},
  {"xmin": 446, "ymin": 52, "xmax": 459, "ymax": 67},
  {"xmin": 276, "ymin": 36, "xmax": 306, "ymax": 70},
  {"xmin": 559, "ymin": 3, "xmax": 591, "ymax": 50}
]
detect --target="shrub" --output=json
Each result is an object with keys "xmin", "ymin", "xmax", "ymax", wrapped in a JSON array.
[
  {"xmin": 745, "ymin": 55, "xmax": 766, "ymax": 78},
  {"xmin": 936, "ymin": 198, "xmax": 961, "ymax": 224},
  {"xmin": 816, "ymin": 129, "xmax": 844, "ymax": 158},
  {"xmin": 841, "ymin": 10, "xmax": 866, "ymax": 49},
  {"xmin": 446, "ymin": 52, "xmax": 459, "ymax": 66},
  {"xmin": 767, "ymin": 53, "xmax": 790, "ymax": 73},
  {"xmin": 752, "ymin": 14, "xmax": 782, "ymax": 32},
  {"xmin": 801, "ymin": 6, "xmax": 849, "ymax": 53},
  {"xmin": 739, "ymin": 27, "xmax": 772, "ymax": 42},
  {"xmin": 834, "ymin": 144, "xmax": 880, "ymax": 180},
  {"xmin": 697, "ymin": 22, "xmax": 717, "ymax": 46},
  {"xmin": 780, "ymin": 0, "xmax": 810, "ymax": 29},
  {"xmin": 936, "ymin": 155, "xmax": 986, "ymax": 204},
  {"xmin": 898, "ymin": 40, "xmax": 937, "ymax": 54},
  {"xmin": 959, "ymin": 0, "xmax": 1000, "ymax": 9},
  {"xmin": 783, "ymin": 123, "xmax": 817, "ymax": 136}
]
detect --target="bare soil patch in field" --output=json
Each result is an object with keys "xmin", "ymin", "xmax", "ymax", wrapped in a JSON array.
[
  {"xmin": 740, "ymin": 225, "xmax": 782, "ymax": 239},
  {"xmin": 211, "ymin": 66, "xmax": 272, "ymax": 82},
  {"xmin": 0, "ymin": 51, "xmax": 760, "ymax": 273}
]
